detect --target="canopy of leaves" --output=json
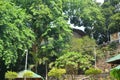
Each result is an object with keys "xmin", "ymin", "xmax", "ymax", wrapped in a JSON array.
[
  {"xmin": 54, "ymin": 52, "xmax": 93, "ymax": 74},
  {"xmin": 48, "ymin": 68, "xmax": 66, "ymax": 79},
  {"xmin": 0, "ymin": 0, "xmax": 35, "ymax": 67},
  {"xmin": 102, "ymin": 0, "xmax": 120, "ymax": 38},
  {"xmin": 9, "ymin": 1, "xmax": 72, "ymax": 76},
  {"xmin": 2, "ymin": 0, "xmax": 120, "ymax": 78},
  {"xmin": 63, "ymin": 0, "xmax": 104, "ymax": 26},
  {"xmin": 62, "ymin": 0, "xmax": 105, "ymax": 44},
  {"xmin": 109, "ymin": 13, "xmax": 120, "ymax": 33},
  {"xmin": 41, "ymin": 17, "xmax": 72, "ymax": 56},
  {"xmin": 69, "ymin": 36, "xmax": 97, "ymax": 54},
  {"xmin": 12, "ymin": 0, "xmax": 72, "ymax": 53}
]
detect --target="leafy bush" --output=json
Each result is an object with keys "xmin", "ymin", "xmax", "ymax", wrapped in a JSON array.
[
  {"xmin": 85, "ymin": 68, "xmax": 102, "ymax": 75},
  {"xmin": 5, "ymin": 71, "xmax": 18, "ymax": 79},
  {"xmin": 54, "ymin": 51, "xmax": 93, "ymax": 75},
  {"xmin": 23, "ymin": 71, "xmax": 34, "ymax": 78},
  {"xmin": 48, "ymin": 68, "xmax": 66, "ymax": 79},
  {"xmin": 110, "ymin": 69, "xmax": 120, "ymax": 80}
]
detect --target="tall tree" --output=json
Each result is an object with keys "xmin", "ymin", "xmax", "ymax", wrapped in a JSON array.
[
  {"xmin": 11, "ymin": 0, "xmax": 72, "ymax": 77},
  {"xmin": 29, "ymin": 1, "xmax": 72, "ymax": 77},
  {"xmin": 62, "ymin": 0, "xmax": 105, "ymax": 44},
  {"xmin": 102, "ymin": 0, "xmax": 120, "ymax": 39},
  {"xmin": 108, "ymin": 0, "xmax": 120, "ymax": 33},
  {"xmin": 0, "ymin": 0, "xmax": 35, "ymax": 79},
  {"xmin": 51, "ymin": 36, "xmax": 97, "ymax": 77}
]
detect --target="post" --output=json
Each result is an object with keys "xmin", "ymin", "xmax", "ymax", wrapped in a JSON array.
[
  {"xmin": 25, "ymin": 49, "xmax": 28, "ymax": 70},
  {"xmin": 94, "ymin": 47, "xmax": 97, "ymax": 68},
  {"xmin": 45, "ymin": 61, "xmax": 48, "ymax": 80},
  {"xmin": 24, "ymin": 49, "xmax": 28, "ymax": 80}
]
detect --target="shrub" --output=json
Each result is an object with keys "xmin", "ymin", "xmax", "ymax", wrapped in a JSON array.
[
  {"xmin": 85, "ymin": 68, "xmax": 102, "ymax": 75},
  {"xmin": 48, "ymin": 68, "xmax": 66, "ymax": 79},
  {"xmin": 5, "ymin": 71, "xmax": 18, "ymax": 79},
  {"xmin": 110, "ymin": 69, "xmax": 120, "ymax": 80}
]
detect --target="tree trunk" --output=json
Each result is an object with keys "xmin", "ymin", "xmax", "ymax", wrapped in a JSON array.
[{"xmin": 35, "ymin": 62, "xmax": 38, "ymax": 73}]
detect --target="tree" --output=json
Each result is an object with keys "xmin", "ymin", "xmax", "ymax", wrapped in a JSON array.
[
  {"xmin": 0, "ymin": 0, "xmax": 35, "ymax": 79},
  {"xmin": 69, "ymin": 36, "xmax": 97, "ymax": 54},
  {"xmin": 62, "ymin": 0, "xmax": 105, "ymax": 44},
  {"xmin": 48, "ymin": 68, "xmax": 66, "ymax": 80},
  {"xmin": 108, "ymin": 0, "xmax": 120, "ymax": 33},
  {"xmin": 28, "ymin": 1, "xmax": 72, "ymax": 77},
  {"xmin": 102, "ymin": 0, "xmax": 120, "ymax": 40},
  {"xmin": 69, "ymin": 36, "xmax": 100, "ymax": 64},
  {"xmin": 109, "ymin": 13, "xmax": 120, "ymax": 33},
  {"xmin": 11, "ymin": 0, "xmax": 72, "ymax": 78},
  {"xmin": 72, "ymin": 36, "xmax": 100, "ymax": 64},
  {"xmin": 54, "ymin": 51, "xmax": 93, "ymax": 80}
]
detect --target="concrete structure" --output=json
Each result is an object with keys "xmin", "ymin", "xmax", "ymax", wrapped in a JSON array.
[
  {"xmin": 110, "ymin": 32, "xmax": 120, "ymax": 43},
  {"xmin": 72, "ymin": 28, "xmax": 86, "ymax": 38}
]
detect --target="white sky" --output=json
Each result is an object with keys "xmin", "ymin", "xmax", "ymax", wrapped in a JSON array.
[{"xmin": 96, "ymin": 0, "xmax": 104, "ymax": 4}]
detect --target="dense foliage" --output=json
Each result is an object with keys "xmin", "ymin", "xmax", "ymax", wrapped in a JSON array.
[
  {"xmin": 69, "ymin": 36, "xmax": 96, "ymax": 53},
  {"xmin": 102, "ymin": 0, "xmax": 120, "ymax": 42},
  {"xmin": 48, "ymin": 68, "xmax": 66, "ymax": 79},
  {"xmin": 0, "ymin": 0, "xmax": 35, "ymax": 67},
  {"xmin": 85, "ymin": 68, "xmax": 102, "ymax": 75},
  {"xmin": 62, "ymin": 0, "xmax": 105, "ymax": 44},
  {"xmin": 54, "ymin": 51, "xmax": 93, "ymax": 75},
  {"xmin": 110, "ymin": 69, "xmax": 120, "ymax": 80},
  {"xmin": 0, "ymin": 0, "xmax": 35, "ymax": 79},
  {"xmin": 5, "ymin": 71, "xmax": 18, "ymax": 79},
  {"xmin": 11, "ymin": 0, "xmax": 72, "ymax": 68},
  {"xmin": 0, "ymin": 0, "xmax": 120, "ymax": 79}
]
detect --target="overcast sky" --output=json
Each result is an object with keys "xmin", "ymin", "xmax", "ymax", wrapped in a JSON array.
[{"xmin": 96, "ymin": 0, "xmax": 104, "ymax": 4}]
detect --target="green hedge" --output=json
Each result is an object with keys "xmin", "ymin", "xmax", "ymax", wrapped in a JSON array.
[
  {"xmin": 5, "ymin": 71, "xmax": 18, "ymax": 79},
  {"xmin": 85, "ymin": 68, "xmax": 102, "ymax": 75}
]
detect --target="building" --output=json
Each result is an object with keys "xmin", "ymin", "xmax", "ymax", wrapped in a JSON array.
[
  {"xmin": 110, "ymin": 32, "xmax": 120, "ymax": 43},
  {"xmin": 72, "ymin": 28, "xmax": 86, "ymax": 38}
]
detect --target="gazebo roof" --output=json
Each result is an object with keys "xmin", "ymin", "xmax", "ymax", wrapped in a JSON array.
[
  {"xmin": 106, "ymin": 54, "xmax": 120, "ymax": 64},
  {"xmin": 110, "ymin": 65, "xmax": 120, "ymax": 71},
  {"xmin": 18, "ymin": 70, "xmax": 43, "ymax": 79},
  {"xmin": 114, "ymin": 65, "xmax": 120, "ymax": 69}
]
